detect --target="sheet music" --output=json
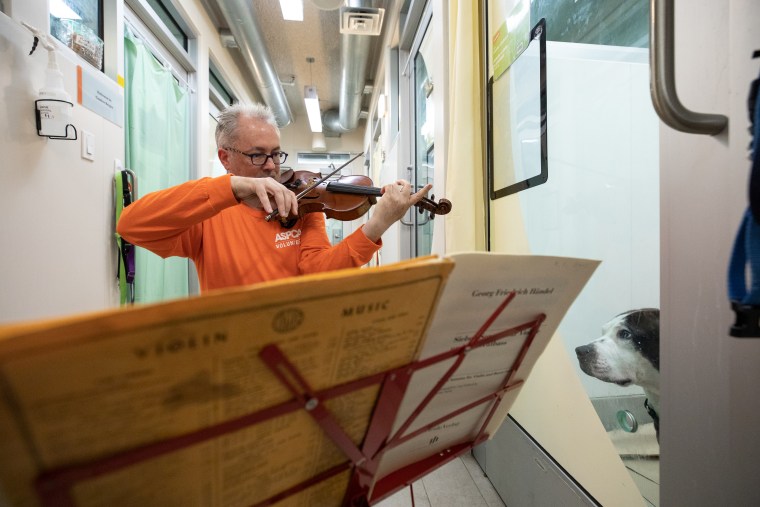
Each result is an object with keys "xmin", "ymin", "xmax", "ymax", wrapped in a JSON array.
[
  {"xmin": 0, "ymin": 260, "xmax": 452, "ymax": 507},
  {"xmin": 0, "ymin": 253, "xmax": 598, "ymax": 506},
  {"xmin": 372, "ymin": 253, "xmax": 599, "ymax": 487}
]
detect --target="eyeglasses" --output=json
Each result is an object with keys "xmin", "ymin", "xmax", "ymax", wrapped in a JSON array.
[{"xmin": 225, "ymin": 147, "xmax": 288, "ymax": 166}]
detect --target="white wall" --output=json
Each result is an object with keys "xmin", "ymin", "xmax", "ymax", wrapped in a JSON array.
[{"xmin": 0, "ymin": 11, "xmax": 123, "ymax": 323}]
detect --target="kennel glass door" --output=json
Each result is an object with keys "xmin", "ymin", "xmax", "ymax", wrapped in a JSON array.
[{"xmin": 482, "ymin": 1, "xmax": 659, "ymax": 505}]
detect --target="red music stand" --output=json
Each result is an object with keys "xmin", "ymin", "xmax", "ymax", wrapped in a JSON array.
[{"xmin": 33, "ymin": 291, "xmax": 544, "ymax": 507}]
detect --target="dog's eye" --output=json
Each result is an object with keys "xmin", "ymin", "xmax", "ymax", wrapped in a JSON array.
[{"xmin": 617, "ymin": 329, "xmax": 632, "ymax": 340}]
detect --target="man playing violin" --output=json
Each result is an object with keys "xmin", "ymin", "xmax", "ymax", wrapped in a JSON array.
[{"xmin": 117, "ymin": 103, "xmax": 432, "ymax": 292}]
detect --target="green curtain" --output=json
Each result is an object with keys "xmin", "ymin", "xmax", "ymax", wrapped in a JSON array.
[{"xmin": 124, "ymin": 28, "xmax": 190, "ymax": 303}]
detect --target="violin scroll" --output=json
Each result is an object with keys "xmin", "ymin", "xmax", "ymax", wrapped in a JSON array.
[{"xmin": 414, "ymin": 194, "xmax": 452, "ymax": 218}]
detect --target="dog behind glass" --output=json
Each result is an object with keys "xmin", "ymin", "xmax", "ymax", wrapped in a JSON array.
[{"xmin": 575, "ymin": 308, "xmax": 660, "ymax": 439}]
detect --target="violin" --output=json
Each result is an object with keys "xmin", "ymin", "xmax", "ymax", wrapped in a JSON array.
[{"xmin": 267, "ymin": 168, "xmax": 452, "ymax": 227}]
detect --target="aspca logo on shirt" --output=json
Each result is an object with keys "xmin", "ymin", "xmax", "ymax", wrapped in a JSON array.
[{"xmin": 275, "ymin": 228, "xmax": 302, "ymax": 248}]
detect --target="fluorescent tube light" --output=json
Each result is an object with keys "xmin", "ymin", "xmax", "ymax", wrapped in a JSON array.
[
  {"xmin": 377, "ymin": 93, "xmax": 387, "ymax": 119},
  {"xmin": 279, "ymin": 0, "xmax": 304, "ymax": 21},
  {"xmin": 304, "ymin": 86, "xmax": 322, "ymax": 133},
  {"xmin": 312, "ymin": 132, "xmax": 327, "ymax": 152}
]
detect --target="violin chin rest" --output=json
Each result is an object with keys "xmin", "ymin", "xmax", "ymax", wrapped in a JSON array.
[{"xmin": 279, "ymin": 217, "xmax": 299, "ymax": 229}]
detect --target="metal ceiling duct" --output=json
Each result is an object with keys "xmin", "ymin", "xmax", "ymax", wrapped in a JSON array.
[
  {"xmin": 216, "ymin": 0, "xmax": 293, "ymax": 127},
  {"xmin": 322, "ymin": 0, "xmax": 376, "ymax": 133}
]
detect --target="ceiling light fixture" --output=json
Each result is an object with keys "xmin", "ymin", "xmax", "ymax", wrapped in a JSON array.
[
  {"xmin": 311, "ymin": 0, "xmax": 343, "ymax": 10},
  {"xmin": 312, "ymin": 132, "xmax": 327, "ymax": 152},
  {"xmin": 304, "ymin": 57, "xmax": 323, "ymax": 133},
  {"xmin": 278, "ymin": 0, "xmax": 304, "ymax": 21},
  {"xmin": 377, "ymin": 93, "xmax": 387, "ymax": 119}
]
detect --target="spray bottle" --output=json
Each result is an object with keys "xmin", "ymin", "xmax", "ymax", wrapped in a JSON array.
[{"xmin": 22, "ymin": 22, "xmax": 76, "ymax": 139}]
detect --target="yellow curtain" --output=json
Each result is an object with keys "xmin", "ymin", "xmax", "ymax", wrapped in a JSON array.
[{"xmin": 445, "ymin": 0, "xmax": 486, "ymax": 253}]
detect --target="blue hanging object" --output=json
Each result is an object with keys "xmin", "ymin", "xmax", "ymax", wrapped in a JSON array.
[{"xmin": 728, "ymin": 51, "xmax": 760, "ymax": 337}]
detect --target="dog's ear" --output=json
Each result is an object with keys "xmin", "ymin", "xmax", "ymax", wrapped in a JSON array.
[
  {"xmin": 634, "ymin": 308, "xmax": 659, "ymax": 329},
  {"xmin": 629, "ymin": 309, "xmax": 659, "ymax": 369}
]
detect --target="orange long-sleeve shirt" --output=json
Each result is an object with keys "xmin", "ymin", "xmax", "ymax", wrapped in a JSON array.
[{"xmin": 117, "ymin": 174, "xmax": 381, "ymax": 292}]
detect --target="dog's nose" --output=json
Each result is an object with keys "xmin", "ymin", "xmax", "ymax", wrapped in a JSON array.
[{"xmin": 575, "ymin": 345, "xmax": 593, "ymax": 358}]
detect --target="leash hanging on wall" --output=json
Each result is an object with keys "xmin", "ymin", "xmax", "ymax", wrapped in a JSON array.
[
  {"xmin": 114, "ymin": 168, "xmax": 136, "ymax": 304},
  {"xmin": 727, "ymin": 50, "xmax": 760, "ymax": 337}
]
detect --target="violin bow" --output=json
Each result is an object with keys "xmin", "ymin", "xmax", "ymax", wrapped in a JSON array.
[{"xmin": 265, "ymin": 151, "xmax": 365, "ymax": 222}]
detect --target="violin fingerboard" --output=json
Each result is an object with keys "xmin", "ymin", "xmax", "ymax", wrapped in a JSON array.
[{"xmin": 325, "ymin": 182, "xmax": 383, "ymax": 197}]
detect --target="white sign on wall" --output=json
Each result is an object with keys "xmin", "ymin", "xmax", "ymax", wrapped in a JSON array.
[{"xmin": 77, "ymin": 64, "xmax": 124, "ymax": 127}]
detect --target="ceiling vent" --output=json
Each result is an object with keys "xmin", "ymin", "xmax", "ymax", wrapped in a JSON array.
[{"xmin": 339, "ymin": 6, "xmax": 385, "ymax": 36}]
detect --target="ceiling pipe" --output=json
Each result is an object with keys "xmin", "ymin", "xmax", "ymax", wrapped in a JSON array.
[
  {"xmin": 216, "ymin": 0, "xmax": 294, "ymax": 127},
  {"xmin": 322, "ymin": 0, "xmax": 375, "ymax": 133}
]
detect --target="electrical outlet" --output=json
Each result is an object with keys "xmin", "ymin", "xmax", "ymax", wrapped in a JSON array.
[{"xmin": 81, "ymin": 130, "xmax": 95, "ymax": 161}]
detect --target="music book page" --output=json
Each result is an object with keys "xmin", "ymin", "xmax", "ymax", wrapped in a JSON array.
[
  {"xmin": 371, "ymin": 253, "xmax": 599, "ymax": 489},
  {"xmin": 0, "ymin": 258, "xmax": 453, "ymax": 507}
]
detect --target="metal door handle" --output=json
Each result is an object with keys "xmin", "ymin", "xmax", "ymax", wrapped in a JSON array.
[
  {"xmin": 125, "ymin": 168, "xmax": 137, "ymax": 199},
  {"xmin": 649, "ymin": 0, "xmax": 727, "ymax": 135}
]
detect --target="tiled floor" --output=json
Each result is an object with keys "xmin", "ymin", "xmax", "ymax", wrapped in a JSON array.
[
  {"xmin": 609, "ymin": 423, "xmax": 660, "ymax": 507},
  {"xmin": 373, "ymin": 428, "xmax": 659, "ymax": 507},
  {"xmin": 374, "ymin": 453, "xmax": 505, "ymax": 507},
  {"xmin": 625, "ymin": 457, "xmax": 659, "ymax": 507}
]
